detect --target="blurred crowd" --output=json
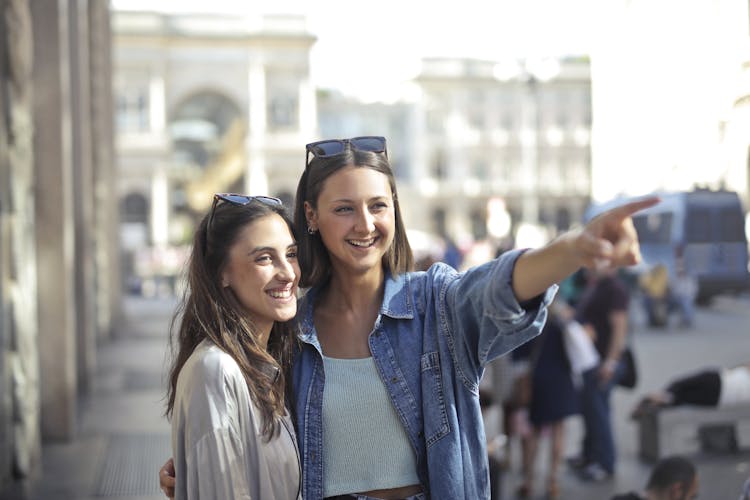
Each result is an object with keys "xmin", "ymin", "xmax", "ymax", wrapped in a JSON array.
[{"xmin": 420, "ymin": 235, "xmax": 750, "ymax": 500}]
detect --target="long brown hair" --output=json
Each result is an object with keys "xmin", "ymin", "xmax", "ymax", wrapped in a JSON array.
[
  {"xmin": 165, "ymin": 199, "xmax": 298, "ymax": 440},
  {"xmin": 294, "ymin": 142, "xmax": 414, "ymax": 288}
]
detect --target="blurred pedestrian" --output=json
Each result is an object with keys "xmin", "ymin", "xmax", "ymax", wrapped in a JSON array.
[
  {"xmin": 639, "ymin": 263, "xmax": 670, "ymax": 327},
  {"xmin": 611, "ymin": 455, "xmax": 698, "ymax": 500},
  {"xmin": 670, "ymin": 257, "xmax": 697, "ymax": 328},
  {"xmin": 569, "ymin": 266, "xmax": 631, "ymax": 482},
  {"xmin": 558, "ymin": 267, "xmax": 591, "ymax": 308},
  {"xmin": 740, "ymin": 476, "xmax": 750, "ymax": 500},
  {"xmin": 441, "ymin": 234, "xmax": 463, "ymax": 270},
  {"xmin": 516, "ymin": 306, "xmax": 580, "ymax": 499},
  {"xmin": 164, "ymin": 194, "xmax": 301, "ymax": 500},
  {"xmin": 630, "ymin": 363, "xmax": 750, "ymax": 418},
  {"xmin": 480, "ymin": 388, "xmax": 506, "ymax": 500}
]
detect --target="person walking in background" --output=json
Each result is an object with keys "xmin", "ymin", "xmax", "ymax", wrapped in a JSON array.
[
  {"xmin": 161, "ymin": 136, "xmax": 658, "ymax": 499},
  {"xmin": 558, "ymin": 267, "xmax": 591, "ymax": 309},
  {"xmin": 570, "ymin": 265, "xmax": 631, "ymax": 482},
  {"xmin": 670, "ymin": 256, "xmax": 697, "ymax": 328},
  {"xmin": 165, "ymin": 194, "xmax": 302, "ymax": 499},
  {"xmin": 611, "ymin": 455, "xmax": 698, "ymax": 500},
  {"xmin": 479, "ymin": 388, "xmax": 506, "ymax": 500},
  {"xmin": 740, "ymin": 476, "xmax": 750, "ymax": 500},
  {"xmin": 516, "ymin": 304, "xmax": 580, "ymax": 499},
  {"xmin": 639, "ymin": 263, "xmax": 671, "ymax": 327}
]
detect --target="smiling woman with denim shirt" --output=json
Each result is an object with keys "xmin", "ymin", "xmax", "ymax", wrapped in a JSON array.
[
  {"xmin": 289, "ymin": 137, "xmax": 656, "ymax": 500},
  {"xmin": 160, "ymin": 137, "xmax": 657, "ymax": 500}
]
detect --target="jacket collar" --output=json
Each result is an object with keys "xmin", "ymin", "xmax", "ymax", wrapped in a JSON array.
[
  {"xmin": 298, "ymin": 271, "xmax": 414, "ymax": 342},
  {"xmin": 380, "ymin": 271, "xmax": 414, "ymax": 319}
]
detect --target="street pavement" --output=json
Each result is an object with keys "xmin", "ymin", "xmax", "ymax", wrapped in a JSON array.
[
  {"xmin": 27, "ymin": 296, "xmax": 175, "ymax": 500},
  {"xmin": 17, "ymin": 293, "xmax": 750, "ymax": 499}
]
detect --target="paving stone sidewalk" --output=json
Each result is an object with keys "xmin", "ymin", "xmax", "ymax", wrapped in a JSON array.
[{"xmin": 28, "ymin": 296, "xmax": 175, "ymax": 500}]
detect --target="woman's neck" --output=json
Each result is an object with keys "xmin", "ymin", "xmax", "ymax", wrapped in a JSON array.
[
  {"xmin": 323, "ymin": 266, "xmax": 385, "ymax": 313},
  {"xmin": 249, "ymin": 317, "xmax": 273, "ymax": 351}
]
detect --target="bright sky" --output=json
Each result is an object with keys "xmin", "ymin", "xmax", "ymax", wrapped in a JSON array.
[{"xmin": 112, "ymin": 0, "xmax": 595, "ymax": 102}]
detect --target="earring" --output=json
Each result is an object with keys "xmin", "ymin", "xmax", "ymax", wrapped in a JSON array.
[{"xmin": 307, "ymin": 225, "xmax": 317, "ymax": 235}]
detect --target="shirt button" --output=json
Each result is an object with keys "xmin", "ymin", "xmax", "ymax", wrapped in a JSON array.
[{"xmin": 391, "ymin": 376, "xmax": 398, "ymax": 383}]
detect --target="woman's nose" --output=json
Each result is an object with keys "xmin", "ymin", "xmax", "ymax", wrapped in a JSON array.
[
  {"xmin": 277, "ymin": 259, "xmax": 296, "ymax": 281},
  {"xmin": 354, "ymin": 209, "xmax": 375, "ymax": 233}
]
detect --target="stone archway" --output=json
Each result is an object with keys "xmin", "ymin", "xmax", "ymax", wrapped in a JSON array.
[
  {"xmin": 168, "ymin": 91, "xmax": 246, "ymax": 213},
  {"xmin": 169, "ymin": 90, "xmax": 243, "ymax": 168}
]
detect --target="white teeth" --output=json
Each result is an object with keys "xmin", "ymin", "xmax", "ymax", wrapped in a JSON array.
[
  {"xmin": 268, "ymin": 289, "xmax": 291, "ymax": 298},
  {"xmin": 349, "ymin": 238, "xmax": 375, "ymax": 247}
]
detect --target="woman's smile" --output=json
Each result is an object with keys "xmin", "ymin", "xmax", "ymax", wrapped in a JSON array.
[{"xmin": 347, "ymin": 236, "xmax": 378, "ymax": 248}]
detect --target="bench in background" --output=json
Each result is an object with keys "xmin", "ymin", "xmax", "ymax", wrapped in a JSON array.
[{"xmin": 635, "ymin": 404, "xmax": 750, "ymax": 462}]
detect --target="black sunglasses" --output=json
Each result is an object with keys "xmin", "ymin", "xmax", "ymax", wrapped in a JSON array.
[
  {"xmin": 305, "ymin": 136, "xmax": 387, "ymax": 168},
  {"xmin": 207, "ymin": 193, "xmax": 282, "ymax": 232}
]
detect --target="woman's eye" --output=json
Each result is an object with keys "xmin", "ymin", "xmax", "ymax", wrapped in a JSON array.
[
  {"xmin": 287, "ymin": 250, "xmax": 298, "ymax": 259},
  {"xmin": 334, "ymin": 206, "xmax": 352, "ymax": 214},
  {"xmin": 256, "ymin": 255, "xmax": 272, "ymax": 264},
  {"xmin": 371, "ymin": 202, "xmax": 388, "ymax": 211}
]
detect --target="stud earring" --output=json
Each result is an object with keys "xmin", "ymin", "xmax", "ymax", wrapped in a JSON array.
[{"xmin": 307, "ymin": 225, "xmax": 317, "ymax": 235}]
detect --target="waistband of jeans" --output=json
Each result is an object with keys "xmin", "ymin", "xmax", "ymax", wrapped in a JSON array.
[{"xmin": 324, "ymin": 493, "xmax": 425, "ymax": 500}]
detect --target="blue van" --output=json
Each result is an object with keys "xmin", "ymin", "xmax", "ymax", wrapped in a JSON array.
[{"xmin": 587, "ymin": 188, "xmax": 750, "ymax": 304}]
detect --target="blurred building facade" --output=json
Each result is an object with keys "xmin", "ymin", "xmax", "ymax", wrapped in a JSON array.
[
  {"xmin": 0, "ymin": 0, "xmax": 120, "ymax": 495},
  {"xmin": 112, "ymin": 8, "xmax": 593, "ymax": 291},
  {"xmin": 113, "ymin": 10, "xmax": 317, "ymax": 293},
  {"xmin": 318, "ymin": 57, "xmax": 593, "ymax": 248},
  {"xmin": 406, "ymin": 57, "xmax": 592, "ymax": 244}
]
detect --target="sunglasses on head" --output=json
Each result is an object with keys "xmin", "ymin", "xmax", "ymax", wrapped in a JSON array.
[
  {"xmin": 305, "ymin": 136, "xmax": 387, "ymax": 168},
  {"xmin": 207, "ymin": 193, "xmax": 282, "ymax": 232}
]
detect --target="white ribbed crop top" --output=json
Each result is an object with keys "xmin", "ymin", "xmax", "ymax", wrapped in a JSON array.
[{"xmin": 321, "ymin": 355, "xmax": 420, "ymax": 497}]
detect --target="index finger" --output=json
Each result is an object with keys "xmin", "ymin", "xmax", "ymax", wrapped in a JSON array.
[{"xmin": 606, "ymin": 196, "xmax": 660, "ymax": 220}]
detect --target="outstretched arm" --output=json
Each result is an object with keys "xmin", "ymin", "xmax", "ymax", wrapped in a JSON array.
[{"xmin": 511, "ymin": 196, "xmax": 659, "ymax": 302}]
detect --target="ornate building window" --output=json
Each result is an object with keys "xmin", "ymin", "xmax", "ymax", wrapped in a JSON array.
[{"xmin": 116, "ymin": 85, "xmax": 150, "ymax": 133}]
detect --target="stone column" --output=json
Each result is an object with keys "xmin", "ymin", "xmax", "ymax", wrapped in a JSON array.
[
  {"xmin": 246, "ymin": 59, "xmax": 268, "ymax": 195},
  {"xmin": 88, "ymin": 0, "xmax": 121, "ymax": 340},
  {"xmin": 31, "ymin": 0, "xmax": 78, "ymax": 440},
  {"xmin": 151, "ymin": 165, "xmax": 169, "ymax": 247},
  {"xmin": 69, "ymin": 0, "xmax": 97, "ymax": 393},
  {"xmin": 1, "ymin": 0, "xmax": 42, "ymax": 485},
  {"xmin": 0, "ymin": 34, "xmax": 10, "ymax": 485}
]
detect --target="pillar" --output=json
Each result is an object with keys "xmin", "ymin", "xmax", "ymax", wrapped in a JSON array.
[
  {"xmin": 69, "ymin": 0, "xmax": 97, "ymax": 393},
  {"xmin": 31, "ymin": 0, "xmax": 78, "ymax": 440},
  {"xmin": 88, "ymin": 0, "xmax": 121, "ymax": 340}
]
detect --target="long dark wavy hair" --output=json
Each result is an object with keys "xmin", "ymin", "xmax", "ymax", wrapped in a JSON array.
[
  {"xmin": 294, "ymin": 142, "xmax": 414, "ymax": 288},
  {"xmin": 165, "ymin": 199, "xmax": 298, "ymax": 440}
]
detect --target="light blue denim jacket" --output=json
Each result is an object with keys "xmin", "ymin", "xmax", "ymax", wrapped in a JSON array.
[{"xmin": 291, "ymin": 249, "xmax": 557, "ymax": 499}]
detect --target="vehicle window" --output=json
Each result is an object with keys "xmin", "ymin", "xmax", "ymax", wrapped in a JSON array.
[
  {"xmin": 633, "ymin": 213, "xmax": 672, "ymax": 243},
  {"xmin": 685, "ymin": 209, "xmax": 711, "ymax": 243},
  {"xmin": 718, "ymin": 208, "xmax": 745, "ymax": 242}
]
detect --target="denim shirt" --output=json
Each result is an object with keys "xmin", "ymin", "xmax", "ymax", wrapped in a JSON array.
[{"xmin": 291, "ymin": 249, "xmax": 557, "ymax": 499}]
